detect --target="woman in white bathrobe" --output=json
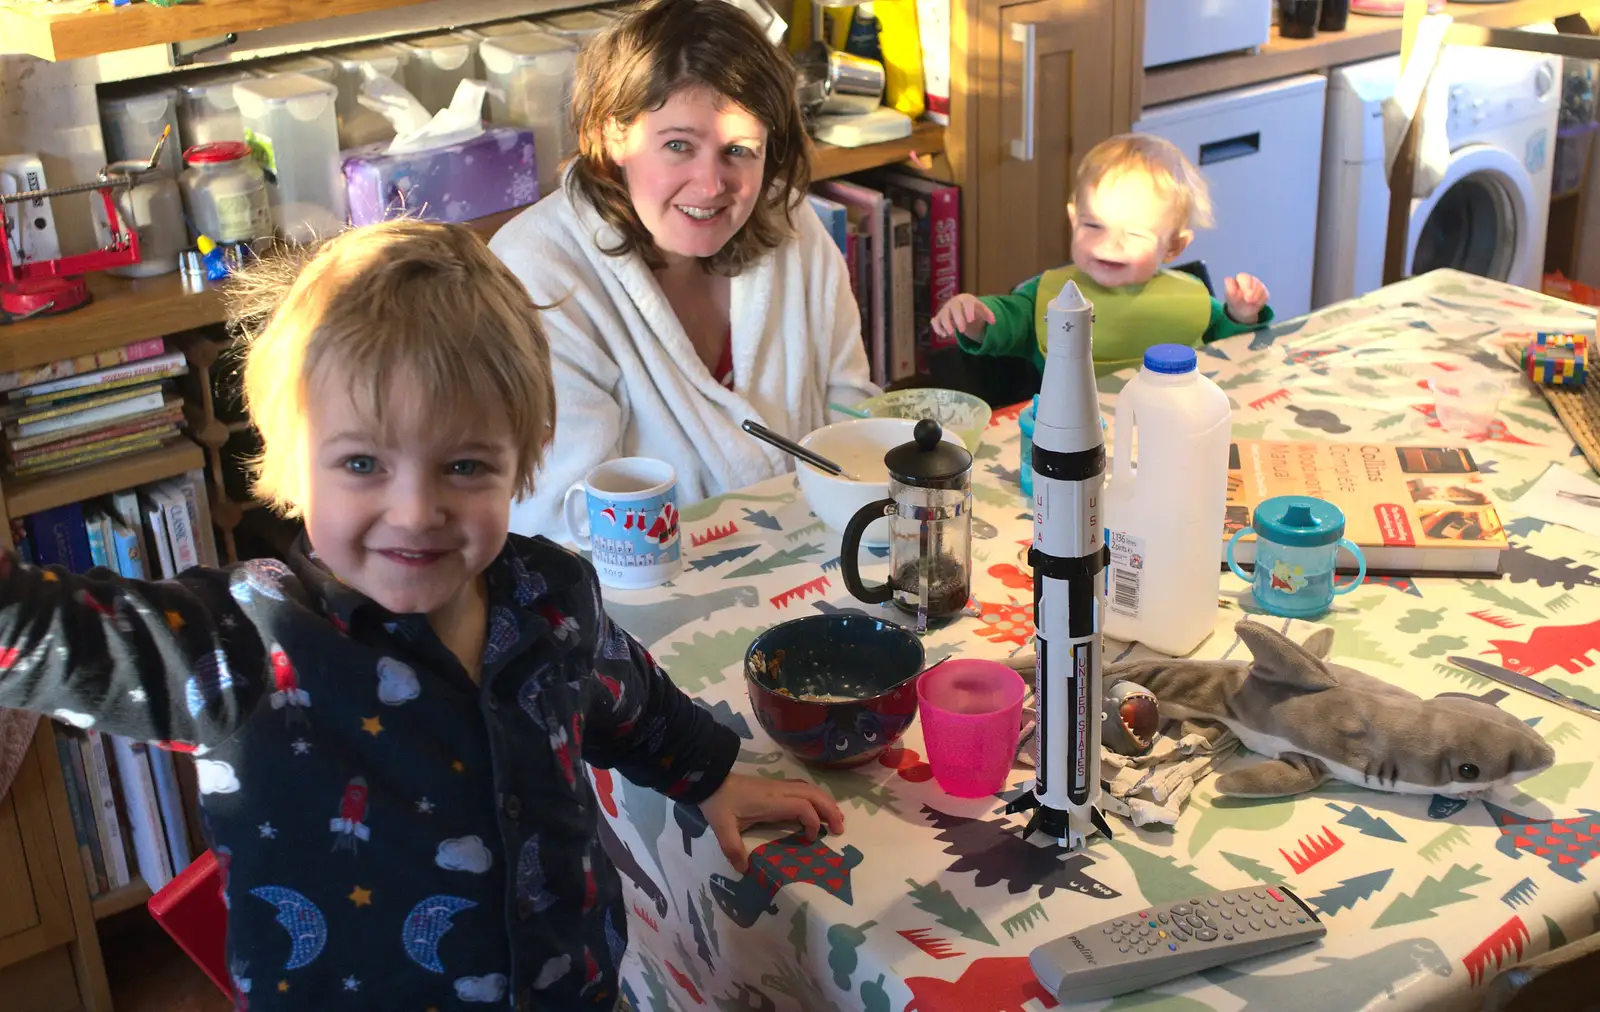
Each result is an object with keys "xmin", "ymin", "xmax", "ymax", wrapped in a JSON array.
[{"xmin": 490, "ymin": 0, "xmax": 878, "ymax": 539}]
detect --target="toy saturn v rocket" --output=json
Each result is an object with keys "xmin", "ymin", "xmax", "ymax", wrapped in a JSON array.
[{"xmin": 1006, "ymin": 280, "xmax": 1113, "ymax": 851}]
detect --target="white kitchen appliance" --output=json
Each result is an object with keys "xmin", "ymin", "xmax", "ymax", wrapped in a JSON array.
[
  {"xmin": 1135, "ymin": 73, "xmax": 1328, "ymax": 321},
  {"xmin": 1144, "ymin": 0, "xmax": 1272, "ymax": 69},
  {"xmin": 1313, "ymin": 42, "xmax": 1560, "ymax": 307}
]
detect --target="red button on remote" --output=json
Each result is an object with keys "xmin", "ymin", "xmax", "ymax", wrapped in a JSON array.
[{"xmin": 1267, "ymin": 887, "xmax": 1285, "ymax": 902}]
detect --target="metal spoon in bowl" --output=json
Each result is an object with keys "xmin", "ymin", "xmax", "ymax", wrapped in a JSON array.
[{"xmin": 741, "ymin": 419, "xmax": 856, "ymax": 479}]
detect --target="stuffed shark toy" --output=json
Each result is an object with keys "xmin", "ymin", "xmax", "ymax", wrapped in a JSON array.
[{"xmin": 1106, "ymin": 620, "xmax": 1555, "ymax": 798}]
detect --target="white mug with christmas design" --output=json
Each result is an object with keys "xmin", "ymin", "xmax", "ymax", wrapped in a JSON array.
[{"xmin": 562, "ymin": 457, "xmax": 683, "ymax": 589}]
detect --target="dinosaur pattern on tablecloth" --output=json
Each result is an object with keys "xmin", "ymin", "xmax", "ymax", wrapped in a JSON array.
[
  {"xmin": 603, "ymin": 272, "xmax": 1600, "ymax": 1012},
  {"xmin": 920, "ymin": 807, "xmax": 1119, "ymax": 900},
  {"xmin": 1483, "ymin": 801, "xmax": 1600, "ymax": 882},
  {"xmin": 709, "ymin": 830, "xmax": 863, "ymax": 928},
  {"xmin": 596, "ymin": 807, "xmax": 669, "ymax": 916}
]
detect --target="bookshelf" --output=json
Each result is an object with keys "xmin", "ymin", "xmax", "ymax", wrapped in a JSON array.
[
  {"xmin": 90, "ymin": 881, "xmax": 152, "ymax": 923},
  {"xmin": 4, "ymin": 443, "xmax": 205, "ymax": 520}
]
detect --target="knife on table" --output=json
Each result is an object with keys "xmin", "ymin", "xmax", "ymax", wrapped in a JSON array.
[{"xmin": 1446, "ymin": 656, "xmax": 1600, "ymax": 722}]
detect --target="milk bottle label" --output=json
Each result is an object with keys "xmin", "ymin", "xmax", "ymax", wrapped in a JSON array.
[{"xmin": 1106, "ymin": 529, "xmax": 1145, "ymax": 618}]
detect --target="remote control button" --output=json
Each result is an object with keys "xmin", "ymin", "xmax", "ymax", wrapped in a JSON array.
[
  {"xmin": 1157, "ymin": 931, "xmax": 1166, "ymax": 940},
  {"xmin": 1254, "ymin": 889, "xmax": 1268, "ymax": 899},
  {"xmin": 1114, "ymin": 919, "xmax": 1126, "ymax": 928},
  {"xmin": 1218, "ymin": 909, "xmax": 1233, "ymax": 920},
  {"xmin": 1196, "ymin": 928, "xmax": 1218, "ymax": 941},
  {"xmin": 1298, "ymin": 917, "xmax": 1308, "ymax": 924},
  {"xmin": 1223, "ymin": 894, "xmax": 1238, "ymax": 904},
  {"xmin": 1249, "ymin": 920, "xmax": 1263, "ymax": 931},
  {"xmin": 1168, "ymin": 943, "xmax": 1178, "ymax": 952},
  {"xmin": 1282, "ymin": 915, "xmax": 1297, "ymax": 927},
  {"xmin": 1207, "ymin": 898, "xmax": 1221, "ymax": 907},
  {"xmin": 1184, "ymin": 914, "xmax": 1205, "ymax": 929},
  {"xmin": 1250, "ymin": 903, "xmax": 1263, "ymax": 914},
  {"xmin": 1188, "ymin": 898, "xmax": 1202, "ymax": 906},
  {"xmin": 1138, "ymin": 911, "xmax": 1149, "ymax": 918},
  {"xmin": 1222, "ymin": 931, "xmax": 1235, "ymax": 940},
  {"xmin": 1158, "ymin": 913, "xmax": 1170, "ymax": 925},
  {"xmin": 1136, "ymin": 945, "xmax": 1149, "ymax": 955},
  {"xmin": 1104, "ymin": 926, "xmax": 1114, "ymax": 934},
  {"xmin": 1147, "ymin": 920, "xmax": 1158, "ymax": 929},
  {"xmin": 1171, "ymin": 904, "xmax": 1192, "ymax": 916},
  {"xmin": 1267, "ymin": 887, "xmax": 1285, "ymax": 902},
  {"xmin": 1119, "ymin": 945, "xmax": 1130, "ymax": 953}
]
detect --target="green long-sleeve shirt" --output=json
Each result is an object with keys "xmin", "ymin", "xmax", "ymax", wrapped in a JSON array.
[{"xmin": 958, "ymin": 271, "xmax": 1275, "ymax": 376}]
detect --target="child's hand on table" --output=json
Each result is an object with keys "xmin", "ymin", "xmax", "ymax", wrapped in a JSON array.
[
  {"xmin": 698, "ymin": 772, "xmax": 844, "ymax": 873},
  {"xmin": 1224, "ymin": 273, "xmax": 1270, "ymax": 324},
  {"xmin": 932, "ymin": 293, "xmax": 995, "ymax": 341}
]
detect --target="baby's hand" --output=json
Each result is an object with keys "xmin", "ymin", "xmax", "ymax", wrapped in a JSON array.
[
  {"xmin": 932, "ymin": 293, "xmax": 995, "ymax": 341},
  {"xmin": 1224, "ymin": 274, "xmax": 1270, "ymax": 324},
  {"xmin": 698, "ymin": 772, "xmax": 844, "ymax": 873}
]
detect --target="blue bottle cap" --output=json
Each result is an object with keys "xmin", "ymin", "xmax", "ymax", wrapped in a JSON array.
[
  {"xmin": 1253, "ymin": 495, "xmax": 1346, "ymax": 548},
  {"xmin": 1143, "ymin": 344, "xmax": 1197, "ymax": 375}
]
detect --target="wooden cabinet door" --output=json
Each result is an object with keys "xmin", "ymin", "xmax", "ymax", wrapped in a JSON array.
[
  {"xmin": 966, "ymin": 0, "xmax": 1143, "ymax": 296},
  {"xmin": 0, "ymin": 728, "xmax": 75, "ymax": 970}
]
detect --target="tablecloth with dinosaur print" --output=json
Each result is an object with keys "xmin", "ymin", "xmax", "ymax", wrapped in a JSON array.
[{"xmin": 594, "ymin": 269, "xmax": 1600, "ymax": 1012}]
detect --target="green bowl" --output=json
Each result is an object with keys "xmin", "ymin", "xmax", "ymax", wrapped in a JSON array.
[{"xmin": 854, "ymin": 388, "xmax": 992, "ymax": 452}]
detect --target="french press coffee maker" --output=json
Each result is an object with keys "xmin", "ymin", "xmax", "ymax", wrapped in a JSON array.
[{"xmin": 840, "ymin": 419, "xmax": 974, "ymax": 631}]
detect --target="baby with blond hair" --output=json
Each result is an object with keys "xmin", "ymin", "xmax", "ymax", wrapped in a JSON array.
[{"xmin": 935, "ymin": 133, "xmax": 1273, "ymax": 376}]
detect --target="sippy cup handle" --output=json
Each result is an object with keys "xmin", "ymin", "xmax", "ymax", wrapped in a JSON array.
[
  {"xmin": 1225, "ymin": 526, "xmax": 1254, "ymax": 582},
  {"xmin": 1331, "ymin": 538, "xmax": 1367, "ymax": 595}
]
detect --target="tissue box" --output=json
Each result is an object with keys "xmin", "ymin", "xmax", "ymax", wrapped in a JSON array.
[{"xmin": 342, "ymin": 126, "xmax": 537, "ymax": 226}]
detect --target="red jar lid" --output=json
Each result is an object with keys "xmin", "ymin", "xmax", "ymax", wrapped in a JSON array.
[{"xmin": 184, "ymin": 141, "xmax": 251, "ymax": 165}]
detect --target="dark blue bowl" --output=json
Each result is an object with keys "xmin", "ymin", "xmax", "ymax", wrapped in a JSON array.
[{"xmin": 744, "ymin": 614, "xmax": 924, "ymax": 767}]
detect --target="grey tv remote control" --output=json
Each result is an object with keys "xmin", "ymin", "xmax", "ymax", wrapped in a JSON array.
[{"xmin": 1029, "ymin": 884, "xmax": 1326, "ymax": 1002}]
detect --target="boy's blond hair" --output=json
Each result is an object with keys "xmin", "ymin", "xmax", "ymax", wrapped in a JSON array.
[
  {"xmin": 227, "ymin": 219, "xmax": 556, "ymax": 517},
  {"xmin": 1074, "ymin": 133, "xmax": 1215, "ymax": 233}
]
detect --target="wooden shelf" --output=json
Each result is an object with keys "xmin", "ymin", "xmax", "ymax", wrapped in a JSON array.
[
  {"xmin": 91, "ymin": 878, "xmax": 152, "ymax": 922},
  {"xmin": 1144, "ymin": 0, "xmax": 1588, "ymax": 107},
  {"xmin": 6, "ymin": 439, "xmax": 204, "ymax": 517},
  {"xmin": 0, "ymin": 0, "xmax": 438, "ymax": 62},
  {"xmin": 0, "ymin": 125, "xmax": 944, "ymax": 370}
]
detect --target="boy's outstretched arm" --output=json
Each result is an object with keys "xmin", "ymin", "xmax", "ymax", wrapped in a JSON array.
[
  {"xmin": 0, "ymin": 555, "xmax": 266, "ymax": 749},
  {"xmin": 580, "ymin": 615, "xmax": 842, "ymax": 871}
]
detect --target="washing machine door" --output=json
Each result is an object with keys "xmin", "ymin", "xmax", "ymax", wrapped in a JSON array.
[{"xmin": 1406, "ymin": 143, "xmax": 1534, "ymax": 285}]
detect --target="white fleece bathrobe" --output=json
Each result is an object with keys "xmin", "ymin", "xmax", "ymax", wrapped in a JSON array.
[{"xmin": 491, "ymin": 184, "xmax": 878, "ymax": 539}]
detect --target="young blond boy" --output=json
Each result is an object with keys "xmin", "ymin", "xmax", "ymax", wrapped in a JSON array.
[
  {"xmin": 934, "ymin": 133, "xmax": 1273, "ymax": 376},
  {"xmin": 0, "ymin": 220, "xmax": 839, "ymax": 1011}
]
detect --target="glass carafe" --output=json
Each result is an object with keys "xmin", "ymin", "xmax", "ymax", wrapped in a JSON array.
[{"xmin": 840, "ymin": 419, "xmax": 973, "ymax": 631}]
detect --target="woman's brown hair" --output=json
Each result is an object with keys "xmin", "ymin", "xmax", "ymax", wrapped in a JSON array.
[{"xmin": 567, "ymin": 0, "xmax": 811, "ymax": 274}]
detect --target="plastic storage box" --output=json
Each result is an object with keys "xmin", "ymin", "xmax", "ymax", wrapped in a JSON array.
[
  {"xmin": 234, "ymin": 74, "xmax": 346, "ymax": 244},
  {"xmin": 400, "ymin": 32, "xmax": 478, "ymax": 114},
  {"xmin": 330, "ymin": 43, "xmax": 414, "ymax": 148},
  {"xmin": 480, "ymin": 33, "xmax": 579, "ymax": 197},
  {"xmin": 177, "ymin": 68, "xmax": 257, "ymax": 149},
  {"xmin": 100, "ymin": 87, "xmax": 182, "ymax": 177}
]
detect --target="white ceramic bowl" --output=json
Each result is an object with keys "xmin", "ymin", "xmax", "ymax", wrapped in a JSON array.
[{"xmin": 797, "ymin": 417, "xmax": 963, "ymax": 547}]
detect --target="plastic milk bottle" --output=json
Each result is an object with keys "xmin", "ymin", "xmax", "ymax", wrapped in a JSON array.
[{"xmin": 1102, "ymin": 344, "xmax": 1232, "ymax": 655}]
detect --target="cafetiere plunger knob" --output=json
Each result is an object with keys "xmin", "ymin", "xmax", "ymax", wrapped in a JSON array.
[{"xmin": 914, "ymin": 418, "xmax": 943, "ymax": 449}]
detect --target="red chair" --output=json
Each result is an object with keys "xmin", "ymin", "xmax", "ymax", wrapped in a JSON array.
[{"xmin": 147, "ymin": 848, "xmax": 232, "ymax": 997}]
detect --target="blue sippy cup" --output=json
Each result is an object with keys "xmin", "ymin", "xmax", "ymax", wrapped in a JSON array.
[{"xmin": 1226, "ymin": 495, "xmax": 1367, "ymax": 618}]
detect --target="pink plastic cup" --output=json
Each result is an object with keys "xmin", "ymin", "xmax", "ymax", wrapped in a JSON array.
[{"xmin": 916, "ymin": 659, "xmax": 1027, "ymax": 798}]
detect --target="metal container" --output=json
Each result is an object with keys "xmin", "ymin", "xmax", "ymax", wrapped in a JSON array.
[{"xmin": 797, "ymin": 41, "xmax": 884, "ymax": 117}]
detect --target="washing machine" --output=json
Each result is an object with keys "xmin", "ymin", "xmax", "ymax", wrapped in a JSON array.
[{"xmin": 1312, "ymin": 42, "xmax": 1560, "ymax": 308}]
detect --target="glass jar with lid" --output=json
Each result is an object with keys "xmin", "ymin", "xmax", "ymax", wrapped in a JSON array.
[{"xmin": 180, "ymin": 141, "xmax": 272, "ymax": 244}]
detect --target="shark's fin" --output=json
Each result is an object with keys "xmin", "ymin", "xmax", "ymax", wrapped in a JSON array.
[
  {"xmin": 1216, "ymin": 752, "xmax": 1331, "ymax": 797},
  {"xmin": 1236, "ymin": 621, "xmax": 1339, "ymax": 691},
  {"xmin": 1301, "ymin": 627, "xmax": 1335, "ymax": 660}
]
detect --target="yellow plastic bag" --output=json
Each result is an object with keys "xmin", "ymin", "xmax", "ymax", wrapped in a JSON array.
[{"xmin": 872, "ymin": 0, "xmax": 926, "ymax": 120}]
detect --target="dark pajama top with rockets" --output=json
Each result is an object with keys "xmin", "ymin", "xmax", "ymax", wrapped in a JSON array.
[{"xmin": 0, "ymin": 534, "xmax": 740, "ymax": 1011}]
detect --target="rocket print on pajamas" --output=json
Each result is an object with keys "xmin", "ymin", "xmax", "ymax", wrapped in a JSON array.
[
  {"xmin": 267, "ymin": 643, "xmax": 311, "ymax": 726},
  {"xmin": 330, "ymin": 776, "xmax": 372, "ymax": 852}
]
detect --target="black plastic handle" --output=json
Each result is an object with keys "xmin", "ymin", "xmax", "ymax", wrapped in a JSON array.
[
  {"xmin": 1199, "ymin": 131, "xmax": 1260, "ymax": 166},
  {"xmin": 839, "ymin": 497, "xmax": 896, "ymax": 606}
]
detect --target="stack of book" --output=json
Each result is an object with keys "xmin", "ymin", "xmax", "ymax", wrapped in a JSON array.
[
  {"xmin": 53, "ymin": 725, "xmax": 196, "ymax": 898},
  {"xmin": 0, "ymin": 338, "xmax": 187, "ymax": 480},
  {"xmin": 809, "ymin": 170, "xmax": 961, "ymax": 386},
  {"xmin": 13, "ymin": 478, "xmax": 207, "ymax": 578},
  {"xmin": 13, "ymin": 475, "xmax": 212, "ymax": 896}
]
